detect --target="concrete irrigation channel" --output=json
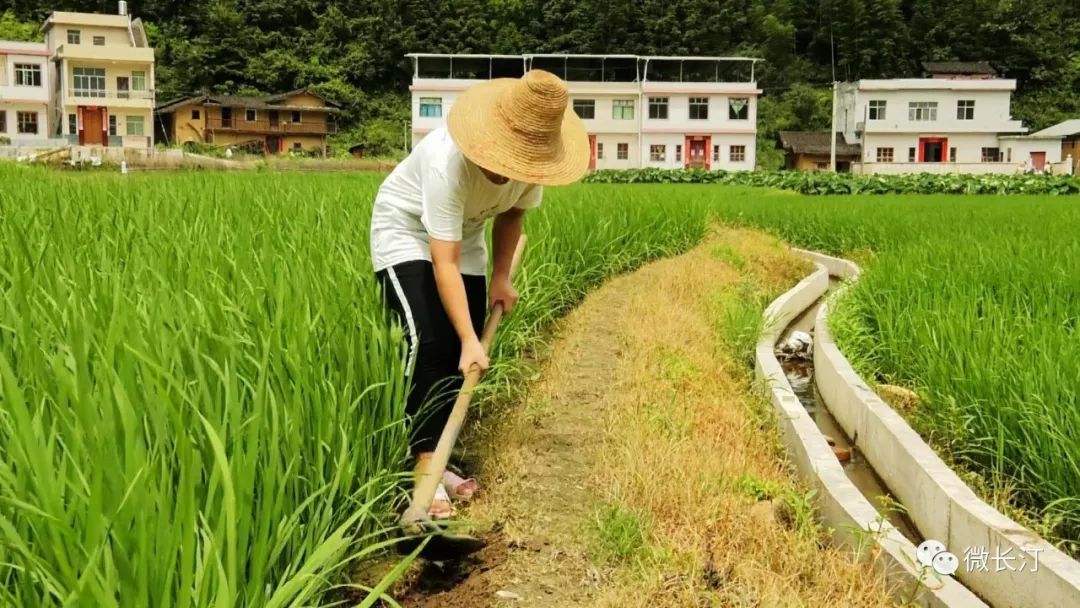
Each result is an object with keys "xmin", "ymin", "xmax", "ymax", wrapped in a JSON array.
[{"xmin": 755, "ymin": 249, "xmax": 1080, "ymax": 608}]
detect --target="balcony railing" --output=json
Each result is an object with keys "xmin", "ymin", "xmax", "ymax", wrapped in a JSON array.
[
  {"xmin": 205, "ymin": 117, "xmax": 337, "ymax": 135},
  {"xmin": 70, "ymin": 88, "xmax": 154, "ymax": 101}
]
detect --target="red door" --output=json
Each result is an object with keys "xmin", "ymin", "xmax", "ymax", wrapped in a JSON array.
[
  {"xmin": 588, "ymin": 134, "xmax": 596, "ymax": 171},
  {"xmin": 685, "ymin": 136, "xmax": 709, "ymax": 169},
  {"xmin": 918, "ymin": 137, "xmax": 948, "ymax": 162},
  {"xmin": 1030, "ymin": 152, "xmax": 1047, "ymax": 171}
]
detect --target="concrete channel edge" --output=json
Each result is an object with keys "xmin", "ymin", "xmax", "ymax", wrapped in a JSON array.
[
  {"xmin": 754, "ymin": 260, "xmax": 986, "ymax": 607},
  {"xmin": 799, "ymin": 248, "xmax": 1080, "ymax": 608}
]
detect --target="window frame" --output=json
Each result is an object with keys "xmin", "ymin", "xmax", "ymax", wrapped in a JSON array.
[
  {"xmin": 675, "ymin": 144, "xmax": 682, "ymax": 162},
  {"xmin": 950, "ymin": 147, "xmax": 957, "ymax": 162},
  {"xmin": 712, "ymin": 144, "xmax": 720, "ymax": 161},
  {"xmin": 876, "ymin": 147, "xmax": 895, "ymax": 162},
  {"xmin": 0, "ymin": 111, "xmax": 7, "ymax": 133},
  {"xmin": 908, "ymin": 147, "xmax": 917, "ymax": 162},
  {"xmin": 67, "ymin": 29, "xmax": 81, "ymax": 44},
  {"xmin": 72, "ymin": 67, "xmax": 107, "ymax": 98},
  {"xmin": 616, "ymin": 142, "xmax": 629, "ymax": 160},
  {"xmin": 957, "ymin": 99, "xmax": 975, "ymax": 120},
  {"xmin": 908, "ymin": 101, "xmax": 938, "ymax": 122},
  {"xmin": 981, "ymin": 147, "xmax": 1001, "ymax": 163},
  {"xmin": 67, "ymin": 113, "xmax": 76, "ymax": 135},
  {"xmin": 649, "ymin": 144, "xmax": 666, "ymax": 162},
  {"xmin": 689, "ymin": 97, "xmax": 709, "ymax": 120},
  {"xmin": 572, "ymin": 99, "xmax": 595, "ymax": 120},
  {"xmin": 16, "ymin": 111, "xmax": 39, "ymax": 135},
  {"xmin": 109, "ymin": 115, "xmax": 117, "ymax": 136},
  {"xmin": 728, "ymin": 97, "xmax": 749, "ymax": 120},
  {"xmin": 93, "ymin": 35, "xmax": 106, "ymax": 46},
  {"xmin": 596, "ymin": 142, "xmax": 603, "ymax": 159},
  {"xmin": 191, "ymin": 109, "xmax": 201, "ymax": 120},
  {"xmin": 729, "ymin": 144, "xmax": 747, "ymax": 163},
  {"xmin": 418, "ymin": 97, "xmax": 443, "ymax": 118},
  {"xmin": 245, "ymin": 109, "xmax": 257, "ymax": 122},
  {"xmin": 14, "ymin": 63, "xmax": 42, "ymax": 87},
  {"xmin": 868, "ymin": 100, "xmax": 887, "ymax": 121},
  {"xmin": 126, "ymin": 115, "xmax": 145, "ymax": 137},
  {"xmin": 131, "ymin": 71, "xmax": 147, "ymax": 91},
  {"xmin": 291, "ymin": 110, "xmax": 301, "ymax": 123},
  {"xmin": 612, "ymin": 99, "xmax": 634, "ymax": 120},
  {"xmin": 648, "ymin": 96, "xmax": 669, "ymax": 120}
]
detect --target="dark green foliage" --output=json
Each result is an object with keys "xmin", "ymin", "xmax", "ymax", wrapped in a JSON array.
[{"xmin": 583, "ymin": 168, "xmax": 1080, "ymax": 195}]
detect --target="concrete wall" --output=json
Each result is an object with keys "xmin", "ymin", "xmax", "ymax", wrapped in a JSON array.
[
  {"xmin": 594, "ymin": 133, "xmax": 639, "ymax": 170},
  {"xmin": 842, "ymin": 80, "xmax": 1024, "ymax": 135},
  {"xmin": 0, "ymin": 104, "xmax": 49, "ymax": 143}
]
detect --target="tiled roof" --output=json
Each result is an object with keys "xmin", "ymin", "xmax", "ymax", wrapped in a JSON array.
[
  {"xmin": 922, "ymin": 61, "xmax": 997, "ymax": 76},
  {"xmin": 777, "ymin": 131, "xmax": 860, "ymax": 156}
]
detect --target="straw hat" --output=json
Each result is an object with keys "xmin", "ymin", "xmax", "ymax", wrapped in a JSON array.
[{"xmin": 447, "ymin": 69, "xmax": 590, "ymax": 186}]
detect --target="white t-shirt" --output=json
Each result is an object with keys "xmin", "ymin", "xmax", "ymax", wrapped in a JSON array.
[{"xmin": 370, "ymin": 127, "xmax": 542, "ymax": 276}]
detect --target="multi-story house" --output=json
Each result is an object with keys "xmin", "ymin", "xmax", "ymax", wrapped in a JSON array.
[
  {"xmin": 0, "ymin": 41, "xmax": 50, "ymax": 143},
  {"xmin": 154, "ymin": 89, "xmax": 341, "ymax": 155},
  {"xmin": 837, "ymin": 62, "xmax": 1063, "ymax": 174},
  {"xmin": 43, "ymin": 4, "xmax": 155, "ymax": 148},
  {"xmin": 408, "ymin": 53, "xmax": 761, "ymax": 171}
]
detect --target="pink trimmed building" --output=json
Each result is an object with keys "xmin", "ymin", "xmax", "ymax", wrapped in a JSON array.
[
  {"xmin": 0, "ymin": 41, "xmax": 51, "ymax": 143},
  {"xmin": 407, "ymin": 54, "xmax": 762, "ymax": 171}
]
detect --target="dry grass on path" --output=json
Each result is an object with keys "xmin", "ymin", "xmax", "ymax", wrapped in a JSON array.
[{"xmin": 392, "ymin": 227, "xmax": 896, "ymax": 607}]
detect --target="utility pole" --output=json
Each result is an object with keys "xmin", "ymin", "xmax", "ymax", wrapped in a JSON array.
[{"xmin": 830, "ymin": 81, "xmax": 838, "ymax": 172}]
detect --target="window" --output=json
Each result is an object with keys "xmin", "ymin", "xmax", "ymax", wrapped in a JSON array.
[
  {"xmin": 126, "ymin": 115, "xmax": 145, "ymax": 137},
  {"xmin": 132, "ymin": 71, "xmax": 146, "ymax": 91},
  {"xmin": 245, "ymin": 109, "xmax": 257, "ymax": 122},
  {"xmin": 72, "ymin": 67, "xmax": 106, "ymax": 98},
  {"xmin": 908, "ymin": 101, "xmax": 938, "ymax": 121},
  {"xmin": 67, "ymin": 113, "xmax": 76, "ymax": 134},
  {"xmin": 116, "ymin": 76, "xmax": 130, "ymax": 99},
  {"xmin": 713, "ymin": 144, "xmax": 720, "ymax": 161},
  {"xmin": 689, "ymin": 97, "xmax": 709, "ymax": 120},
  {"xmin": 908, "ymin": 147, "xmax": 917, "ymax": 162},
  {"xmin": 14, "ymin": 64, "xmax": 42, "ymax": 87},
  {"xmin": 17, "ymin": 112, "xmax": 38, "ymax": 135},
  {"xmin": 572, "ymin": 99, "xmax": 595, "ymax": 119},
  {"xmin": 109, "ymin": 115, "xmax": 117, "ymax": 136},
  {"xmin": 957, "ymin": 100, "xmax": 975, "ymax": 120},
  {"xmin": 221, "ymin": 107, "xmax": 233, "ymax": 128},
  {"xmin": 728, "ymin": 97, "xmax": 749, "ymax": 120},
  {"xmin": 1006, "ymin": 148, "xmax": 1012, "ymax": 163},
  {"xmin": 981, "ymin": 147, "xmax": 1000, "ymax": 162},
  {"xmin": 191, "ymin": 109, "xmax": 201, "ymax": 120},
  {"xmin": 419, "ymin": 97, "xmax": 442, "ymax": 118},
  {"xmin": 291, "ymin": 111, "xmax": 301, "ymax": 123},
  {"xmin": 868, "ymin": 100, "xmax": 886, "ymax": 120},
  {"xmin": 648, "ymin": 97, "xmax": 668, "ymax": 119},
  {"xmin": 876, "ymin": 147, "xmax": 895, "ymax": 162},
  {"xmin": 596, "ymin": 142, "xmax": 603, "ymax": 159},
  {"xmin": 67, "ymin": 30, "xmax": 80, "ymax": 44},
  {"xmin": 950, "ymin": 147, "xmax": 957, "ymax": 162},
  {"xmin": 0, "ymin": 111, "xmax": 6, "ymax": 133},
  {"xmin": 730, "ymin": 145, "xmax": 746, "ymax": 162},
  {"xmin": 675, "ymin": 144, "xmax": 682, "ymax": 162},
  {"xmin": 649, "ymin": 144, "xmax": 666, "ymax": 162},
  {"xmin": 293, "ymin": 142, "xmax": 303, "ymax": 151},
  {"xmin": 93, "ymin": 36, "xmax": 105, "ymax": 46},
  {"xmin": 815, "ymin": 162, "xmax": 829, "ymax": 170},
  {"xmin": 612, "ymin": 100, "xmax": 634, "ymax": 120},
  {"xmin": 617, "ymin": 142, "xmax": 629, "ymax": 160}
]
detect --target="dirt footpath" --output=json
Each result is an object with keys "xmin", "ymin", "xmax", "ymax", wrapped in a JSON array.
[{"xmin": 393, "ymin": 228, "xmax": 896, "ymax": 607}]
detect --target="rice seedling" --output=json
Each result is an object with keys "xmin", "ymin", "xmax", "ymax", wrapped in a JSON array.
[{"xmin": 0, "ymin": 165, "xmax": 716, "ymax": 606}]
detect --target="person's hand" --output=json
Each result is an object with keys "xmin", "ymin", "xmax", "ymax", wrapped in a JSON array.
[
  {"xmin": 459, "ymin": 337, "xmax": 489, "ymax": 374},
  {"xmin": 489, "ymin": 276, "xmax": 518, "ymax": 314}
]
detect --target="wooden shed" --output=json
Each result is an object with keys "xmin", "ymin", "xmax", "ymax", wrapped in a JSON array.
[{"xmin": 777, "ymin": 131, "xmax": 860, "ymax": 172}]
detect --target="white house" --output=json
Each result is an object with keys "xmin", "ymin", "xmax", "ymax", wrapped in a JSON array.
[
  {"xmin": 407, "ymin": 53, "xmax": 762, "ymax": 171},
  {"xmin": 0, "ymin": 41, "xmax": 51, "ymax": 144},
  {"xmin": 837, "ymin": 62, "xmax": 1065, "ymax": 174}
]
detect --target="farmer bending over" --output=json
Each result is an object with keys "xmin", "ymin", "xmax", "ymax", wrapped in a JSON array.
[{"xmin": 370, "ymin": 69, "xmax": 589, "ymax": 517}]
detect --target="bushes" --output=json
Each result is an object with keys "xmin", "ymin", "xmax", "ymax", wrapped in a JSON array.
[{"xmin": 582, "ymin": 168, "xmax": 1080, "ymax": 196}]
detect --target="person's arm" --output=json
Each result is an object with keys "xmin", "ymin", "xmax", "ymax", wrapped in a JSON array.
[
  {"xmin": 430, "ymin": 237, "xmax": 488, "ymax": 372},
  {"xmin": 489, "ymin": 207, "xmax": 524, "ymax": 314}
]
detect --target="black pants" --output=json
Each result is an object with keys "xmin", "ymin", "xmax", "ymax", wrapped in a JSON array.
[{"xmin": 376, "ymin": 260, "xmax": 487, "ymax": 456}]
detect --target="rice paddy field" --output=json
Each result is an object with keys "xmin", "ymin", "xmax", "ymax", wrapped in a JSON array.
[{"xmin": 0, "ymin": 164, "xmax": 1077, "ymax": 606}]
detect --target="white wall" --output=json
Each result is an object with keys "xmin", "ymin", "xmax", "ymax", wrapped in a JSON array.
[
  {"xmin": 641, "ymin": 93, "xmax": 757, "ymax": 133},
  {"xmin": 1001, "ymin": 138, "xmax": 1063, "ymax": 165},
  {"xmin": 855, "ymin": 85, "xmax": 1023, "ymax": 134},
  {"xmin": 594, "ymin": 133, "xmax": 639, "ymax": 170},
  {"xmin": 0, "ymin": 104, "xmax": 48, "ymax": 142},
  {"xmin": 862, "ymin": 133, "xmax": 1001, "ymax": 164}
]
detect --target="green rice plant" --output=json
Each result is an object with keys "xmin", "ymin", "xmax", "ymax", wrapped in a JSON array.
[{"xmin": 0, "ymin": 165, "xmax": 720, "ymax": 606}]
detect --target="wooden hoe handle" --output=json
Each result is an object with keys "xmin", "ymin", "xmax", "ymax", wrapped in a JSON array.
[{"xmin": 401, "ymin": 235, "xmax": 528, "ymax": 529}]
